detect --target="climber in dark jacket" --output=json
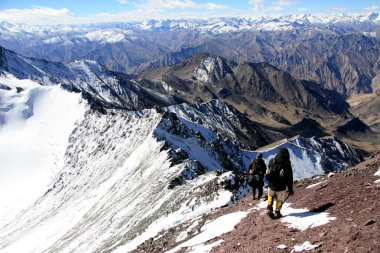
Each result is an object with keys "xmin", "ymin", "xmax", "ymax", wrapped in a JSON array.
[
  {"xmin": 247, "ymin": 153, "xmax": 267, "ymax": 200},
  {"xmin": 265, "ymin": 148, "xmax": 294, "ymax": 219}
]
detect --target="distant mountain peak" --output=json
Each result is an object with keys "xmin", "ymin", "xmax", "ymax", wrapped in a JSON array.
[{"xmin": 193, "ymin": 54, "xmax": 236, "ymax": 83}]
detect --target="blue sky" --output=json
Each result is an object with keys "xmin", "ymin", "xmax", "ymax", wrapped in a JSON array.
[{"xmin": 0, "ymin": 0, "xmax": 379, "ymax": 24}]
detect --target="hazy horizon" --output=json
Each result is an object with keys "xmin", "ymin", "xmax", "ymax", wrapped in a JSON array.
[{"xmin": 0, "ymin": 0, "xmax": 379, "ymax": 25}]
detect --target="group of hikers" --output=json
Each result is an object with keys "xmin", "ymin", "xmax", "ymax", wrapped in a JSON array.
[{"xmin": 247, "ymin": 147, "xmax": 294, "ymax": 219}]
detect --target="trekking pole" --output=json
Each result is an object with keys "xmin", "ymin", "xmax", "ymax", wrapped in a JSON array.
[{"xmin": 278, "ymin": 193, "xmax": 291, "ymax": 210}]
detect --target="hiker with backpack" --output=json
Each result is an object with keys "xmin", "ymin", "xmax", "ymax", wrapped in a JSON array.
[
  {"xmin": 247, "ymin": 153, "xmax": 267, "ymax": 200},
  {"xmin": 266, "ymin": 147, "xmax": 294, "ymax": 219}
]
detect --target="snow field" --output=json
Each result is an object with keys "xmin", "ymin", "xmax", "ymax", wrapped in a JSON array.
[{"xmin": 0, "ymin": 75, "xmax": 87, "ymax": 227}]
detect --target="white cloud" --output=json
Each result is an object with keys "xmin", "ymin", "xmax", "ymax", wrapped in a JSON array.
[
  {"xmin": 363, "ymin": 5, "xmax": 379, "ymax": 13},
  {"xmin": 204, "ymin": 3, "xmax": 228, "ymax": 10},
  {"xmin": 118, "ymin": 0, "xmax": 129, "ymax": 4},
  {"xmin": 266, "ymin": 0, "xmax": 296, "ymax": 13},
  {"xmin": 0, "ymin": 2, "xmax": 230, "ymax": 25},
  {"xmin": 135, "ymin": 0, "xmax": 227, "ymax": 11},
  {"xmin": 297, "ymin": 7, "xmax": 307, "ymax": 12},
  {"xmin": 332, "ymin": 5, "xmax": 348, "ymax": 12},
  {"xmin": 268, "ymin": 6, "xmax": 283, "ymax": 12},
  {"xmin": 0, "ymin": 7, "xmax": 73, "ymax": 24},
  {"xmin": 248, "ymin": 0, "xmax": 265, "ymax": 11},
  {"xmin": 274, "ymin": 0, "xmax": 297, "ymax": 7}
]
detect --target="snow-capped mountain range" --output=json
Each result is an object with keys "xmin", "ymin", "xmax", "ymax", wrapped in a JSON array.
[
  {"xmin": 1, "ymin": 12, "xmax": 379, "ymax": 39},
  {"xmin": 1, "ymin": 13, "xmax": 379, "ymax": 99},
  {"xmin": 0, "ymin": 13, "xmax": 379, "ymax": 53}
]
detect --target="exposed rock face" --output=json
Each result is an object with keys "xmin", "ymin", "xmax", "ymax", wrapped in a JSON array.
[{"xmin": 164, "ymin": 100, "xmax": 275, "ymax": 150}]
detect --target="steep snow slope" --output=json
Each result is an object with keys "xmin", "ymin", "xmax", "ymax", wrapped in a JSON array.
[
  {"xmin": 0, "ymin": 75, "xmax": 87, "ymax": 227},
  {"xmin": 0, "ymin": 92, "xmax": 362, "ymax": 253},
  {"xmin": 0, "ymin": 105, "xmax": 236, "ymax": 253}
]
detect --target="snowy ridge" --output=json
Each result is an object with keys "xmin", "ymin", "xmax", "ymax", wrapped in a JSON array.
[
  {"xmin": 0, "ymin": 46, "xmax": 177, "ymax": 110},
  {"xmin": 0, "ymin": 88, "xmax": 362, "ymax": 252},
  {"xmin": 0, "ymin": 104, "xmax": 238, "ymax": 253}
]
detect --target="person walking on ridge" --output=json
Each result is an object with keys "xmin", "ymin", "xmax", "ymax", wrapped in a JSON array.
[
  {"xmin": 265, "ymin": 148, "xmax": 294, "ymax": 219},
  {"xmin": 247, "ymin": 153, "xmax": 267, "ymax": 200}
]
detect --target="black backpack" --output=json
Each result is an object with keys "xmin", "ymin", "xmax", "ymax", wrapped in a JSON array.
[
  {"xmin": 267, "ymin": 158, "xmax": 285, "ymax": 179},
  {"xmin": 248, "ymin": 159, "xmax": 261, "ymax": 175}
]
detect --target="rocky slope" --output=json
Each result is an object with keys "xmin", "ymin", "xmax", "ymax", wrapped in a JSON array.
[
  {"xmin": 134, "ymin": 152, "xmax": 380, "ymax": 253},
  {"xmin": 349, "ymin": 94, "xmax": 380, "ymax": 127},
  {"xmin": 146, "ymin": 30, "xmax": 380, "ymax": 97},
  {"xmin": 139, "ymin": 53, "xmax": 350, "ymax": 125}
]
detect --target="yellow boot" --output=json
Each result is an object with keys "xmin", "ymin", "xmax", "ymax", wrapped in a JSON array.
[
  {"xmin": 266, "ymin": 195, "xmax": 274, "ymax": 216},
  {"xmin": 274, "ymin": 201, "xmax": 283, "ymax": 219}
]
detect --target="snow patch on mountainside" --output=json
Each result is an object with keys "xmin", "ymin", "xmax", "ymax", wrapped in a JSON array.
[
  {"xmin": 165, "ymin": 211, "xmax": 248, "ymax": 253},
  {"xmin": 280, "ymin": 204, "xmax": 336, "ymax": 231},
  {"xmin": 254, "ymin": 201, "xmax": 336, "ymax": 232},
  {"xmin": 83, "ymin": 30, "xmax": 126, "ymax": 43},
  {"xmin": 292, "ymin": 241, "xmax": 320, "ymax": 252},
  {"xmin": 114, "ymin": 181, "xmax": 233, "ymax": 253},
  {"xmin": 0, "ymin": 75, "xmax": 87, "ymax": 227}
]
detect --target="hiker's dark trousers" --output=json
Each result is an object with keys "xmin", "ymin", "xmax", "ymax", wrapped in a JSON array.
[{"xmin": 250, "ymin": 180, "xmax": 263, "ymax": 199}]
